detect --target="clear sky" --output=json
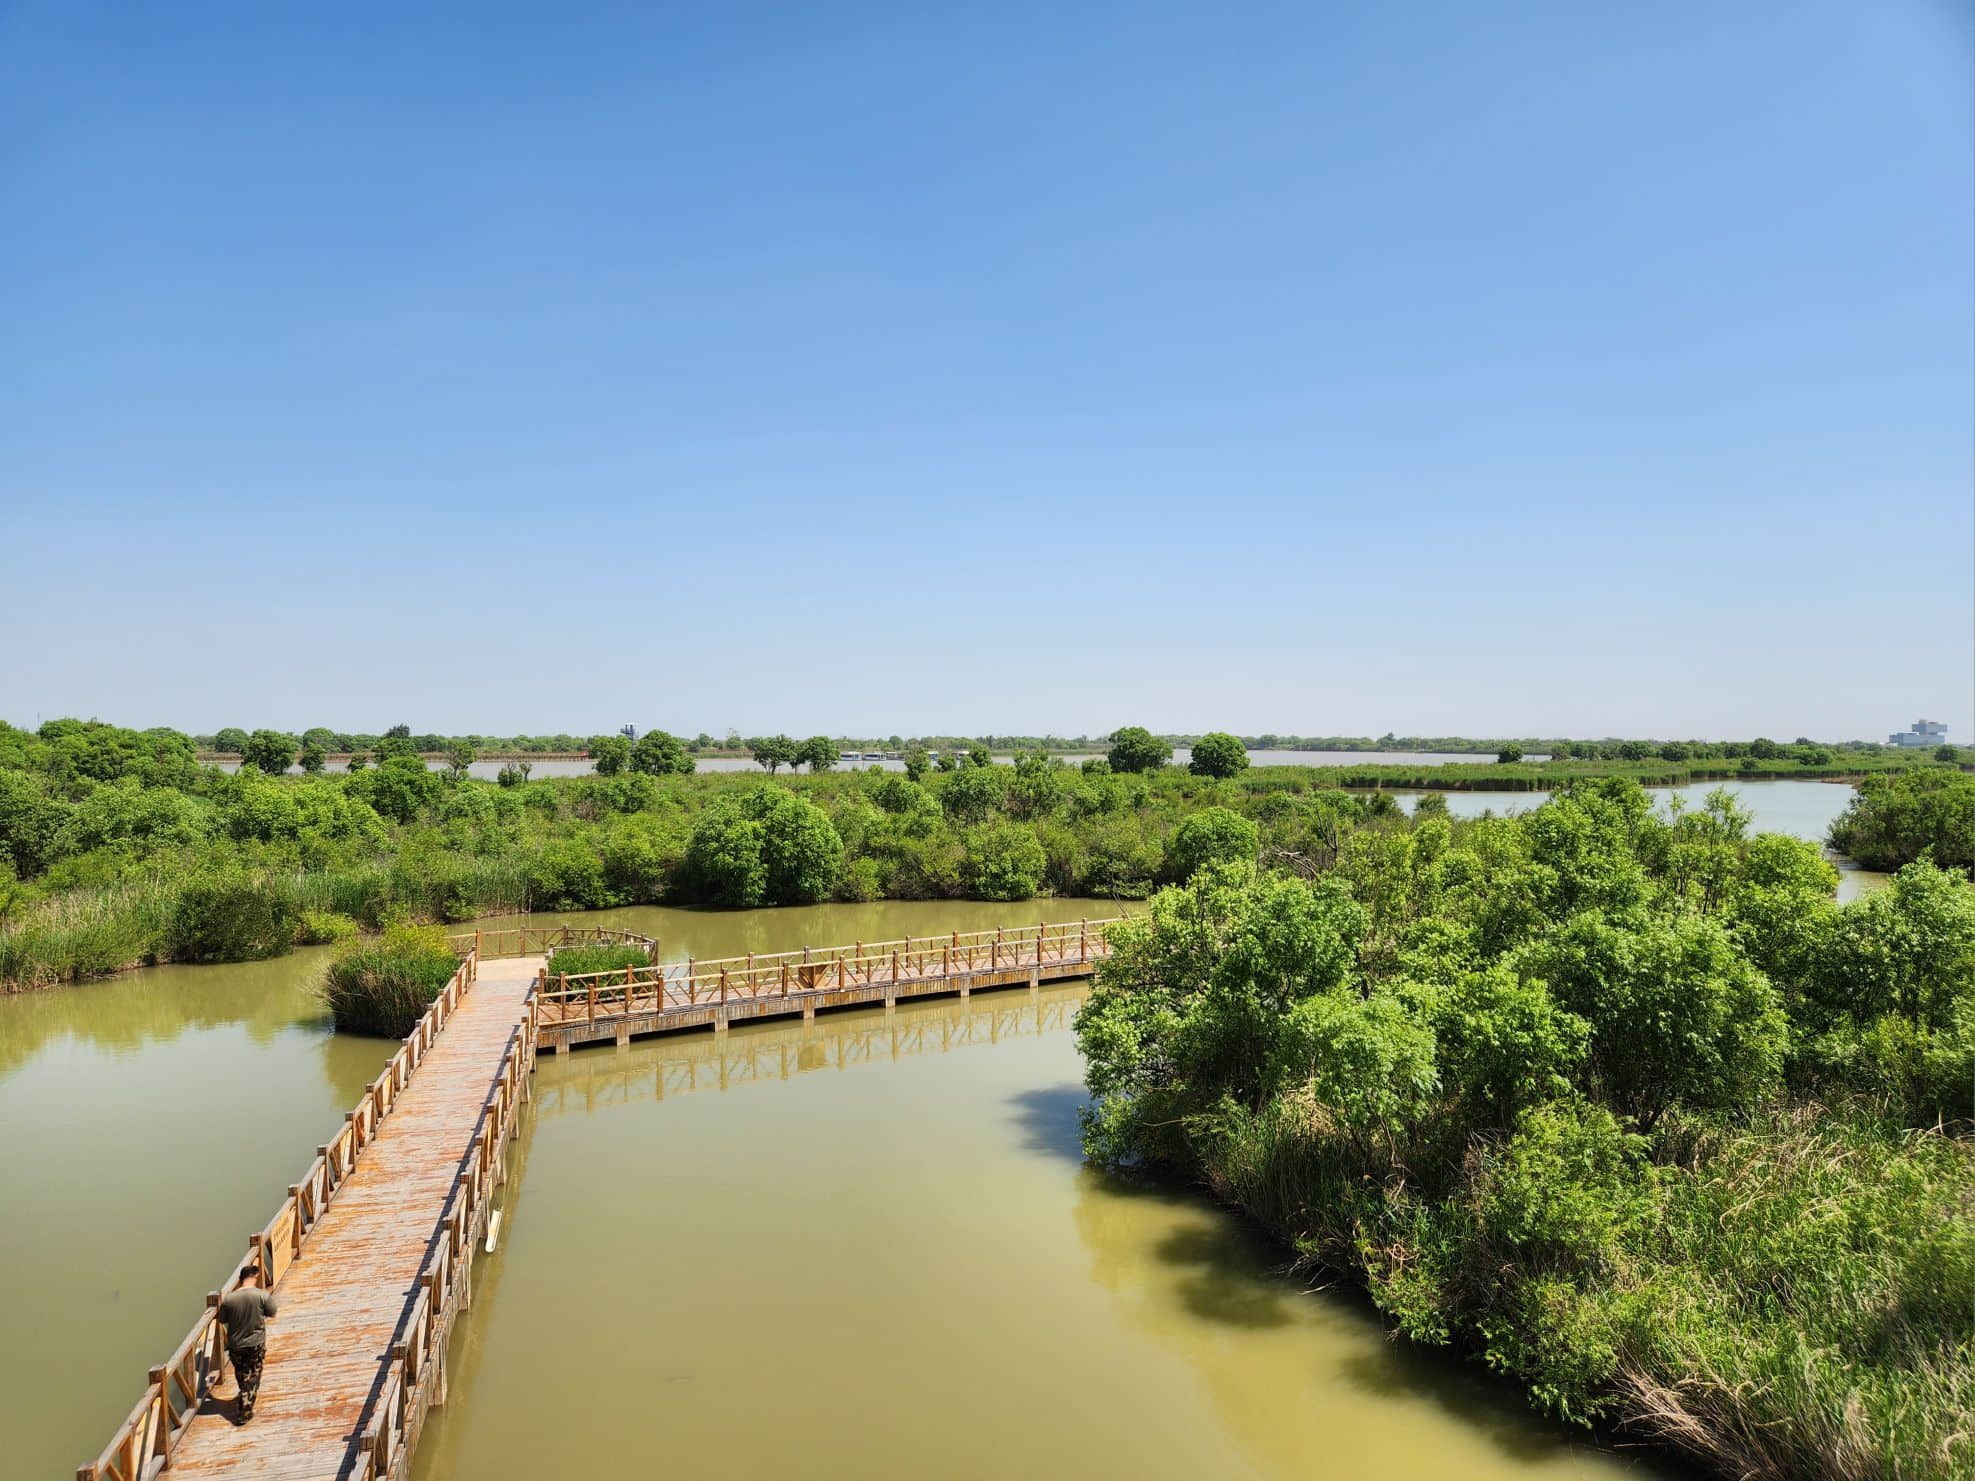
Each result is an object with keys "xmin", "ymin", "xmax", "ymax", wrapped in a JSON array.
[{"xmin": 3, "ymin": 2, "xmax": 1970, "ymax": 742}]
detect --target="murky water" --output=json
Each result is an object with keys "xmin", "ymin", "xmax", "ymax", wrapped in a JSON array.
[
  {"xmin": 408, "ymin": 986, "xmax": 1659, "ymax": 1481},
  {"xmin": 0, "ymin": 899, "xmax": 1125, "ymax": 1478},
  {"xmin": 0, "ymin": 948, "xmax": 394, "ymax": 1479}
]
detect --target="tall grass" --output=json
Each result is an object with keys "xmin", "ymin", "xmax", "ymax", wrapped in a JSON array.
[
  {"xmin": 1201, "ymin": 1099, "xmax": 1974, "ymax": 1480},
  {"xmin": 317, "ymin": 923, "xmax": 462, "ymax": 1038},
  {"xmin": 0, "ymin": 876, "xmax": 177, "ymax": 990}
]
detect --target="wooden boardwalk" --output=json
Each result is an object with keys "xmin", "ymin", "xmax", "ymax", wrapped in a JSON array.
[
  {"xmin": 81, "ymin": 919, "xmax": 1126, "ymax": 1480},
  {"xmin": 531, "ymin": 916, "xmax": 1124, "ymax": 1051},
  {"xmin": 82, "ymin": 953, "xmax": 545, "ymax": 1481}
]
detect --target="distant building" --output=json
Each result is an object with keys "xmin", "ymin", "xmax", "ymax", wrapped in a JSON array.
[{"xmin": 1887, "ymin": 719, "xmax": 1949, "ymax": 748}]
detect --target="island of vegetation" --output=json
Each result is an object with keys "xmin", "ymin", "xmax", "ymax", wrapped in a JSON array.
[{"xmin": 1077, "ymin": 781, "xmax": 1972, "ymax": 1480}]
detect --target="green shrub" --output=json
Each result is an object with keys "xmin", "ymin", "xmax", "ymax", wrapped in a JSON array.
[
  {"xmin": 320, "ymin": 923, "xmax": 462, "ymax": 1037},
  {"xmin": 962, "ymin": 821, "xmax": 1047, "ymax": 901},
  {"xmin": 296, "ymin": 909, "xmax": 360, "ymax": 946},
  {"xmin": 1165, "ymin": 805, "xmax": 1259, "ymax": 882},
  {"xmin": 682, "ymin": 789, "xmax": 841, "ymax": 906},
  {"xmin": 1188, "ymin": 732, "xmax": 1249, "ymax": 778},
  {"xmin": 171, "ymin": 870, "xmax": 296, "ymax": 962}
]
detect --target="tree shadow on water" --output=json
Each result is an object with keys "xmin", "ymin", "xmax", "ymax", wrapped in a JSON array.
[
  {"xmin": 1005, "ymin": 1082, "xmax": 1092, "ymax": 1162},
  {"xmin": 1151, "ymin": 1221, "xmax": 1296, "ymax": 1330}
]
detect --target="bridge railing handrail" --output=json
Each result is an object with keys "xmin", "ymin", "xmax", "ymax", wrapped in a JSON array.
[
  {"xmin": 79, "ymin": 950, "xmax": 484, "ymax": 1481},
  {"xmin": 355, "ymin": 986, "xmax": 538, "ymax": 1479},
  {"xmin": 448, "ymin": 925, "xmax": 657, "ymax": 964},
  {"xmin": 535, "ymin": 916, "xmax": 1128, "ymax": 1020}
]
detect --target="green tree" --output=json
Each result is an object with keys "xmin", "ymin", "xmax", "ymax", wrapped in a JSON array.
[
  {"xmin": 241, "ymin": 729, "xmax": 297, "ymax": 776},
  {"xmin": 1166, "ymin": 805, "xmax": 1259, "ymax": 881},
  {"xmin": 1108, "ymin": 726, "xmax": 1171, "ymax": 774},
  {"xmin": 683, "ymin": 788, "xmax": 842, "ymax": 905},
  {"xmin": 967, "ymin": 744, "xmax": 993, "ymax": 768},
  {"xmin": 213, "ymin": 727, "xmax": 249, "ymax": 755},
  {"xmin": 630, "ymin": 729, "xmax": 695, "ymax": 776},
  {"xmin": 347, "ymin": 752, "xmax": 442, "ymax": 824},
  {"xmin": 1934, "ymin": 744, "xmax": 1958, "ymax": 763},
  {"xmin": 1497, "ymin": 744, "xmax": 1525, "ymax": 764},
  {"xmin": 1748, "ymin": 737, "xmax": 1782, "ymax": 760},
  {"xmin": 1189, "ymin": 732, "xmax": 1249, "ymax": 778},
  {"xmin": 1659, "ymin": 742, "xmax": 1690, "ymax": 761},
  {"xmin": 588, "ymin": 735, "xmax": 631, "ymax": 776},
  {"xmin": 1615, "ymin": 741, "xmax": 1651, "ymax": 761},
  {"xmin": 298, "ymin": 741, "xmax": 328, "ymax": 775},
  {"xmin": 797, "ymin": 736, "xmax": 839, "ymax": 773},
  {"xmin": 301, "ymin": 727, "xmax": 337, "ymax": 755},
  {"xmin": 903, "ymin": 747, "xmax": 930, "ymax": 783},
  {"xmin": 345, "ymin": 751, "xmax": 371, "ymax": 772},
  {"xmin": 1520, "ymin": 913, "xmax": 1785, "ymax": 1127},
  {"xmin": 962, "ymin": 821, "xmax": 1048, "ymax": 900},
  {"xmin": 750, "ymin": 734, "xmax": 799, "ymax": 775},
  {"xmin": 444, "ymin": 740, "xmax": 476, "ymax": 780},
  {"xmin": 939, "ymin": 764, "xmax": 1002, "ymax": 823}
]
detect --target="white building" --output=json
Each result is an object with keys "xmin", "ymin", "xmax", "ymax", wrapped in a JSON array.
[{"xmin": 1887, "ymin": 719, "xmax": 1950, "ymax": 748}]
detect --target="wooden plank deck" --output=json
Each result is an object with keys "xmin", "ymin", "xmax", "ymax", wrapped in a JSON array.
[{"xmin": 162, "ymin": 956, "xmax": 543, "ymax": 1481}]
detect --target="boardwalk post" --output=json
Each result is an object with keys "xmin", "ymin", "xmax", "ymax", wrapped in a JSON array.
[{"xmin": 1080, "ymin": 919, "xmax": 1087, "ymax": 964}]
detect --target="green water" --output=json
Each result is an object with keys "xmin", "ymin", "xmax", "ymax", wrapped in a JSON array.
[{"xmin": 407, "ymin": 985, "xmax": 1660, "ymax": 1481}]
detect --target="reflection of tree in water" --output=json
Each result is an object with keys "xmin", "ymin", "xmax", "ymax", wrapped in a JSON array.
[
  {"xmin": 1061, "ymin": 1162, "xmax": 1663, "ymax": 1481},
  {"xmin": 0, "ymin": 947, "xmax": 367, "ymax": 1080}
]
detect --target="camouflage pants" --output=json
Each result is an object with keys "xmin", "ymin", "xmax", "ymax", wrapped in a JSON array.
[{"xmin": 229, "ymin": 1345, "xmax": 265, "ymax": 1417}]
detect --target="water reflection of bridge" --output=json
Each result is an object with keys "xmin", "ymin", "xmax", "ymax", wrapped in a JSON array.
[{"xmin": 536, "ymin": 985, "xmax": 1087, "ymax": 1115}]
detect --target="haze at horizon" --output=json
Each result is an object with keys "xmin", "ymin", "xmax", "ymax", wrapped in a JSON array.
[{"xmin": 3, "ymin": 2, "xmax": 1970, "ymax": 740}]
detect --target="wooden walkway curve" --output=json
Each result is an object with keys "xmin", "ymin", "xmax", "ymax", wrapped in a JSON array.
[{"xmin": 80, "ymin": 919, "xmax": 1126, "ymax": 1480}]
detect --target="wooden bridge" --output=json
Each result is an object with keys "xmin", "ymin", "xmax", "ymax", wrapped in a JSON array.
[{"xmin": 80, "ymin": 917, "xmax": 1123, "ymax": 1480}]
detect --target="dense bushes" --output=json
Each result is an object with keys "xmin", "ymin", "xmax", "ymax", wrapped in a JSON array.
[
  {"xmin": 2, "ymin": 714, "xmax": 1966, "ymax": 1002},
  {"xmin": 1829, "ymin": 769, "xmax": 1975, "ymax": 871},
  {"xmin": 682, "ymin": 789, "xmax": 842, "ymax": 906},
  {"xmin": 1075, "ymin": 780, "xmax": 1975, "ymax": 1478},
  {"xmin": 318, "ymin": 923, "xmax": 462, "ymax": 1037},
  {"xmin": 171, "ymin": 870, "xmax": 296, "ymax": 962}
]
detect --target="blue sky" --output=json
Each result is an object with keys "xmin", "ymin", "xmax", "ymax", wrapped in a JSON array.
[{"xmin": 3, "ymin": 2, "xmax": 1970, "ymax": 741}]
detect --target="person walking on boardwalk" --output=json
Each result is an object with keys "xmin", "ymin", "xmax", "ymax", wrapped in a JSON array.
[{"xmin": 217, "ymin": 1264, "xmax": 279, "ymax": 1423}]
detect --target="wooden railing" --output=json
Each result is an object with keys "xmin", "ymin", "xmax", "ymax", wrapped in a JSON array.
[
  {"xmin": 79, "ymin": 951, "xmax": 483, "ymax": 1481},
  {"xmin": 449, "ymin": 924, "xmax": 657, "ymax": 963},
  {"xmin": 537, "ymin": 917, "xmax": 1126, "ymax": 1023},
  {"xmin": 354, "ymin": 989, "xmax": 538, "ymax": 1481}
]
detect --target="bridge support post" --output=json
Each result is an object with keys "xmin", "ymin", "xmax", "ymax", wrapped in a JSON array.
[
  {"xmin": 714, "ymin": 1009, "xmax": 729, "ymax": 1035},
  {"xmin": 802, "ymin": 1001, "xmax": 815, "ymax": 1022},
  {"xmin": 614, "ymin": 1024, "xmax": 629, "ymax": 1048}
]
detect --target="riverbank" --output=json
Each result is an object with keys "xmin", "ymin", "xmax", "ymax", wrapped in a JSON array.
[{"xmin": 0, "ymin": 750, "xmax": 1899, "ymax": 994}]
